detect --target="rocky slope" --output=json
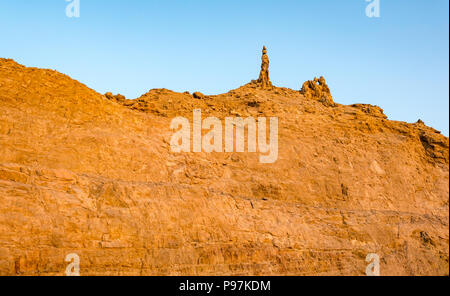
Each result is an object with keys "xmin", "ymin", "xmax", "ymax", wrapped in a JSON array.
[{"xmin": 0, "ymin": 57, "xmax": 448, "ymax": 275}]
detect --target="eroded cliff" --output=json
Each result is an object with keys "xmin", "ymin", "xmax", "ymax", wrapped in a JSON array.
[{"xmin": 0, "ymin": 57, "xmax": 448, "ymax": 275}]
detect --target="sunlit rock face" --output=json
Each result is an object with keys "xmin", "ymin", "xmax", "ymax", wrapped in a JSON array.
[{"xmin": 0, "ymin": 58, "xmax": 448, "ymax": 276}]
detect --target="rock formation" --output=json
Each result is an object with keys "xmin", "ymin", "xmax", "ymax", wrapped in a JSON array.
[
  {"xmin": 301, "ymin": 76, "xmax": 335, "ymax": 106},
  {"xmin": 105, "ymin": 92, "xmax": 126, "ymax": 103},
  {"xmin": 0, "ymin": 58, "xmax": 448, "ymax": 276},
  {"xmin": 256, "ymin": 46, "xmax": 273, "ymax": 89},
  {"xmin": 193, "ymin": 92, "xmax": 205, "ymax": 100}
]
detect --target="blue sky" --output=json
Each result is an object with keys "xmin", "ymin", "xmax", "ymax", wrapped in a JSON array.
[{"xmin": 1, "ymin": 0, "xmax": 448, "ymax": 135}]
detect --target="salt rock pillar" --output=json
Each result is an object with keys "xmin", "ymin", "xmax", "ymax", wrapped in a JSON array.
[{"xmin": 257, "ymin": 46, "xmax": 273, "ymax": 89}]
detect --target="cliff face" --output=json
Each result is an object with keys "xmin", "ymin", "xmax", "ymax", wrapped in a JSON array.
[{"xmin": 0, "ymin": 58, "xmax": 448, "ymax": 276}]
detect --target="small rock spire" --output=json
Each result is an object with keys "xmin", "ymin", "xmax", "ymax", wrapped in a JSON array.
[{"xmin": 257, "ymin": 46, "xmax": 272, "ymax": 89}]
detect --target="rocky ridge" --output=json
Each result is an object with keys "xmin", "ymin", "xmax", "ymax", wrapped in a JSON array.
[{"xmin": 0, "ymin": 56, "xmax": 448, "ymax": 275}]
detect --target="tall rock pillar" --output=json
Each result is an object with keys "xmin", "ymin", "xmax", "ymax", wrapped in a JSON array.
[{"xmin": 257, "ymin": 46, "xmax": 273, "ymax": 89}]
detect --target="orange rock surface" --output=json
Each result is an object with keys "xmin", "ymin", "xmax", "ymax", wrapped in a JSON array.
[{"xmin": 0, "ymin": 57, "xmax": 448, "ymax": 275}]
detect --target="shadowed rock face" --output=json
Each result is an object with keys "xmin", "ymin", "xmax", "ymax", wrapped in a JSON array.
[{"xmin": 0, "ymin": 57, "xmax": 448, "ymax": 276}]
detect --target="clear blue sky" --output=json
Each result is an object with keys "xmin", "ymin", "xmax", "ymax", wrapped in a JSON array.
[{"xmin": 1, "ymin": 0, "xmax": 448, "ymax": 135}]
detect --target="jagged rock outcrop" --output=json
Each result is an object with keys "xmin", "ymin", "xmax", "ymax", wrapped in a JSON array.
[
  {"xmin": 301, "ymin": 76, "xmax": 335, "ymax": 106},
  {"xmin": 0, "ymin": 58, "xmax": 448, "ymax": 276},
  {"xmin": 193, "ymin": 92, "xmax": 205, "ymax": 100},
  {"xmin": 105, "ymin": 92, "xmax": 126, "ymax": 103},
  {"xmin": 419, "ymin": 129, "xmax": 449, "ymax": 164}
]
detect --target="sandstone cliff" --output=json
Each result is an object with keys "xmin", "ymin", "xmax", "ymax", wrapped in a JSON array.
[{"xmin": 0, "ymin": 58, "xmax": 448, "ymax": 275}]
